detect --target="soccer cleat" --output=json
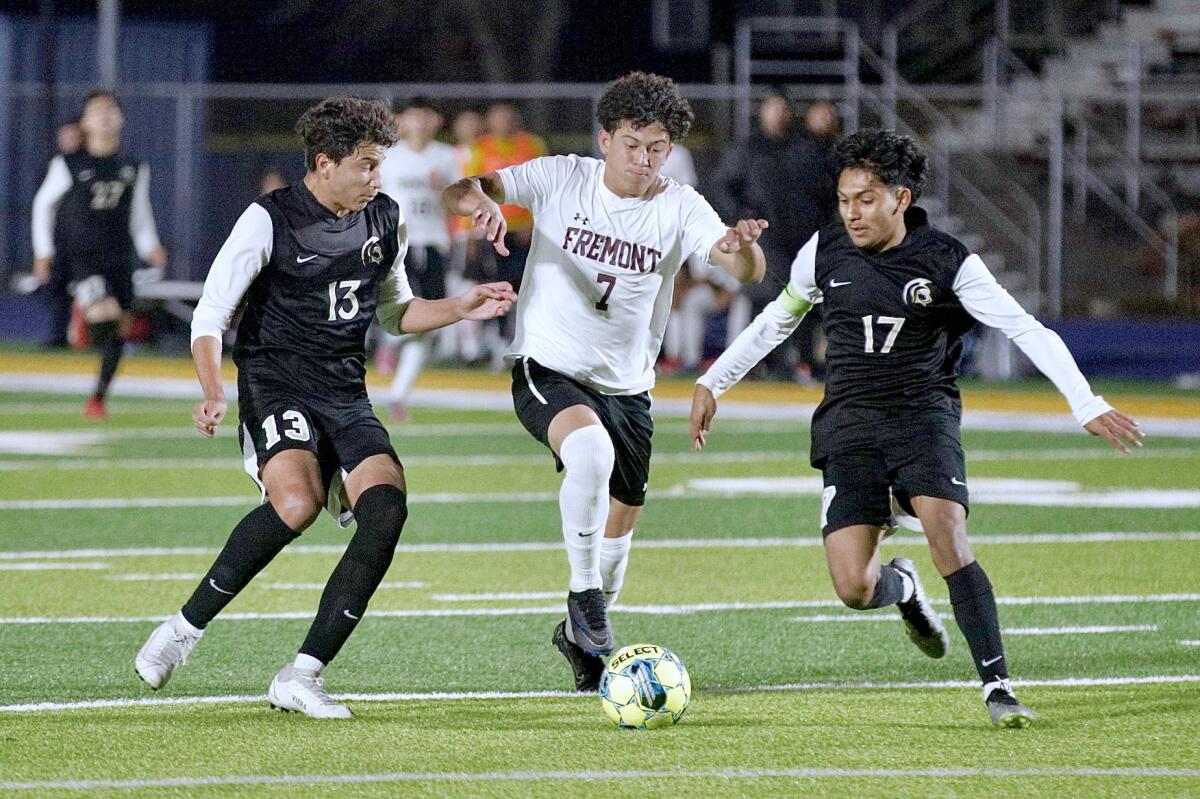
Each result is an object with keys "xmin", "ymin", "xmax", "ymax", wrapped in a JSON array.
[
  {"xmin": 135, "ymin": 615, "xmax": 203, "ymax": 690},
  {"xmin": 984, "ymin": 679, "xmax": 1037, "ymax": 728},
  {"xmin": 566, "ymin": 588, "xmax": 614, "ymax": 656},
  {"xmin": 891, "ymin": 557, "xmax": 949, "ymax": 659},
  {"xmin": 553, "ymin": 619, "xmax": 605, "ymax": 692},
  {"xmin": 83, "ymin": 395, "xmax": 108, "ymax": 420},
  {"xmin": 267, "ymin": 665, "xmax": 353, "ymax": 719}
]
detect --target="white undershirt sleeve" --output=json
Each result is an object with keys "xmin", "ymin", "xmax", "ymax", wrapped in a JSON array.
[
  {"xmin": 376, "ymin": 222, "xmax": 415, "ymax": 335},
  {"xmin": 129, "ymin": 163, "xmax": 163, "ymax": 260},
  {"xmin": 190, "ymin": 203, "xmax": 273, "ymax": 347},
  {"xmin": 698, "ymin": 232, "xmax": 823, "ymax": 398},
  {"xmin": 31, "ymin": 156, "xmax": 71, "ymax": 259},
  {"xmin": 953, "ymin": 254, "xmax": 1112, "ymax": 426}
]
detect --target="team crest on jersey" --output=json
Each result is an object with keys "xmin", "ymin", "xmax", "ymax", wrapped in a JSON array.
[
  {"xmin": 903, "ymin": 278, "xmax": 934, "ymax": 306},
  {"xmin": 361, "ymin": 236, "xmax": 383, "ymax": 266},
  {"xmin": 119, "ymin": 165, "xmax": 136, "ymax": 182}
]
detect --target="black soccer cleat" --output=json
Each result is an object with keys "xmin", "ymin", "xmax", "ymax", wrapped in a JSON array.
[
  {"xmin": 565, "ymin": 588, "xmax": 614, "ymax": 656},
  {"xmin": 553, "ymin": 620, "xmax": 605, "ymax": 692},
  {"xmin": 985, "ymin": 679, "xmax": 1037, "ymax": 728},
  {"xmin": 891, "ymin": 557, "xmax": 950, "ymax": 659}
]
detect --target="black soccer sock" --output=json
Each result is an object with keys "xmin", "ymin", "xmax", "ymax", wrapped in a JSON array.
[
  {"xmin": 945, "ymin": 561, "xmax": 1009, "ymax": 684},
  {"xmin": 863, "ymin": 564, "xmax": 906, "ymax": 609},
  {"xmin": 89, "ymin": 321, "xmax": 123, "ymax": 399},
  {"xmin": 299, "ymin": 484, "xmax": 407, "ymax": 665},
  {"xmin": 181, "ymin": 502, "xmax": 299, "ymax": 629}
]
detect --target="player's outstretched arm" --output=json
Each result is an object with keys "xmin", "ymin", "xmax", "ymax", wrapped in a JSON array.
[
  {"xmin": 709, "ymin": 218, "xmax": 769, "ymax": 283},
  {"xmin": 399, "ymin": 281, "xmax": 517, "ymax": 334},
  {"xmin": 442, "ymin": 173, "xmax": 509, "ymax": 256},
  {"xmin": 191, "ymin": 335, "xmax": 227, "ymax": 438},
  {"xmin": 689, "ymin": 383, "xmax": 718, "ymax": 452}
]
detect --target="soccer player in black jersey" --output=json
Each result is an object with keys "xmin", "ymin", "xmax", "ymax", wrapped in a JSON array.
[
  {"xmin": 133, "ymin": 97, "xmax": 516, "ymax": 718},
  {"xmin": 31, "ymin": 91, "xmax": 167, "ymax": 419},
  {"xmin": 692, "ymin": 129, "xmax": 1143, "ymax": 727}
]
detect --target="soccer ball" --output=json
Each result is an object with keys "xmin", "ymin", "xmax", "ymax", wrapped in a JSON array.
[{"xmin": 599, "ymin": 643, "xmax": 691, "ymax": 729}]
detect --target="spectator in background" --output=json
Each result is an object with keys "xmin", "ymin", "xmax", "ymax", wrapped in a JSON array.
[
  {"xmin": 711, "ymin": 89, "xmax": 835, "ymax": 382},
  {"xmin": 377, "ymin": 98, "xmax": 462, "ymax": 419},
  {"xmin": 38, "ymin": 121, "xmax": 86, "ymax": 348},
  {"xmin": 659, "ymin": 142, "xmax": 751, "ymax": 375},
  {"xmin": 258, "ymin": 168, "xmax": 287, "ymax": 195},
  {"xmin": 31, "ymin": 91, "xmax": 167, "ymax": 419},
  {"xmin": 467, "ymin": 102, "xmax": 548, "ymax": 361},
  {"xmin": 448, "ymin": 108, "xmax": 489, "ymax": 364},
  {"xmin": 805, "ymin": 99, "xmax": 840, "ymax": 149}
]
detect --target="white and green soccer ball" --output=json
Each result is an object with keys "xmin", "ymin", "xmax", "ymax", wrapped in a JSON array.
[{"xmin": 599, "ymin": 643, "xmax": 691, "ymax": 729}]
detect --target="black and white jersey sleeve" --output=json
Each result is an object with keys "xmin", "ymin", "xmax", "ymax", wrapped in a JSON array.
[
  {"xmin": 696, "ymin": 231, "xmax": 823, "ymax": 398},
  {"xmin": 191, "ymin": 203, "xmax": 273, "ymax": 347},
  {"xmin": 30, "ymin": 156, "xmax": 72, "ymax": 259},
  {"xmin": 953, "ymin": 254, "xmax": 1111, "ymax": 425},
  {"xmin": 375, "ymin": 220, "xmax": 414, "ymax": 334}
]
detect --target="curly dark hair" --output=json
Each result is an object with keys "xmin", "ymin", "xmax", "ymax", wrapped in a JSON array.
[
  {"xmin": 295, "ymin": 96, "xmax": 397, "ymax": 171},
  {"xmin": 833, "ymin": 128, "xmax": 928, "ymax": 200},
  {"xmin": 597, "ymin": 71, "xmax": 694, "ymax": 142}
]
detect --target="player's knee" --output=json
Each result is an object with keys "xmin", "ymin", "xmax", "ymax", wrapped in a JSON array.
[
  {"xmin": 270, "ymin": 492, "xmax": 323, "ymax": 532},
  {"xmin": 832, "ymin": 572, "xmax": 876, "ymax": 610},
  {"xmin": 559, "ymin": 425, "xmax": 615, "ymax": 484},
  {"xmin": 351, "ymin": 484, "xmax": 408, "ymax": 557}
]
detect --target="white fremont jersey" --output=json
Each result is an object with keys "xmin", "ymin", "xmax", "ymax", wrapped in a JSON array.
[
  {"xmin": 380, "ymin": 140, "xmax": 461, "ymax": 251},
  {"xmin": 499, "ymin": 155, "xmax": 728, "ymax": 395}
]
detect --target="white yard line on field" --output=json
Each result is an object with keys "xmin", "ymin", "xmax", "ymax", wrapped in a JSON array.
[
  {"xmin": 2, "ymin": 595, "xmax": 1198, "ymax": 626},
  {"xmin": 1179, "ymin": 640, "xmax": 1200, "ymax": 647},
  {"xmin": 431, "ymin": 591, "xmax": 563, "ymax": 601},
  {"xmin": 785, "ymin": 617, "xmax": 1161, "ymax": 636},
  {"xmin": 1, "ymin": 674, "xmax": 1198, "ymax": 715},
  {"xmin": 105, "ymin": 573, "xmax": 203, "ymax": 581},
  {"xmin": 0, "ymin": 561, "xmax": 109, "ymax": 571},
  {"xmin": 1, "ymin": 767, "xmax": 1199, "ymax": 791},
  {"xmin": 263, "ymin": 581, "xmax": 428, "ymax": 590},
  {"xmin": 1, "ymin": 531, "xmax": 1199, "ymax": 562}
]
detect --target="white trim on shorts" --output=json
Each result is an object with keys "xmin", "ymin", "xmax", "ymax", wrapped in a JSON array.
[{"xmin": 523, "ymin": 357, "xmax": 548, "ymax": 405}]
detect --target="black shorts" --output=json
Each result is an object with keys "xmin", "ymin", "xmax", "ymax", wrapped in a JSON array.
[
  {"xmin": 63, "ymin": 252, "xmax": 134, "ymax": 310},
  {"xmin": 237, "ymin": 366, "xmax": 397, "ymax": 494},
  {"xmin": 511, "ymin": 357, "xmax": 653, "ymax": 506},
  {"xmin": 406, "ymin": 245, "xmax": 447, "ymax": 301},
  {"xmin": 818, "ymin": 418, "xmax": 969, "ymax": 537}
]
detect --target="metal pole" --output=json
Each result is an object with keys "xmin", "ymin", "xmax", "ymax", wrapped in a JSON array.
[
  {"xmin": 983, "ymin": 38, "xmax": 999, "ymax": 148},
  {"xmin": 734, "ymin": 21, "xmax": 752, "ymax": 141},
  {"xmin": 843, "ymin": 22, "xmax": 860, "ymax": 134},
  {"xmin": 996, "ymin": 0, "xmax": 1010, "ymax": 44},
  {"xmin": 882, "ymin": 25, "xmax": 898, "ymax": 130},
  {"xmin": 97, "ymin": 0, "xmax": 120, "ymax": 89},
  {"xmin": 1164, "ymin": 213, "xmax": 1179, "ymax": 301},
  {"xmin": 1125, "ymin": 41, "xmax": 1142, "ymax": 211},
  {"xmin": 173, "ymin": 91, "xmax": 194, "ymax": 280},
  {"xmin": 1047, "ymin": 94, "xmax": 1064, "ymax": 318},
  {"xmin": 1072, "ymin": 119, "xmax": 1089, "ymax": 223}
]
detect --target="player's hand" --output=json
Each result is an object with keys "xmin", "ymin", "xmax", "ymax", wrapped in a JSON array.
[
  {"xmin": 1084, "ymin": 408, "xmax": 1144, "ymax": 454},
  {"xmin": 456, "ymin": 281, "xmax": 517, "ymax": 321},
  {"xmin": 690, "ymin": 383, "xmax": 718, "ymax": 452},
  {"xmin": 716, "ymin": 219, "xmax": 769, "ymax": 253},
  {"xmin": 193, "ymin": 397, "xmax": 227, "ymax": 438},
  {"xmin": 471, "ymin": 200, "xmax": 509, "ymax": 256},
  {"xmin": 32, "ymin": 256, "xmax": 52, "ymax": 286}
]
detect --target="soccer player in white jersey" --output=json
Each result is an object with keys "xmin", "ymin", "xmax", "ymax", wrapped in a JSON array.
[
  {"xmin": 691, "ymin": 129, "xmax": 1144, "ymax": 727},
  {"xmin": 376, "ymin": 98, "xmax": 463, "ymax": 420},
  {"xmin": 444, "ymin": 71, "xmax": 769, "ymax": 691}
]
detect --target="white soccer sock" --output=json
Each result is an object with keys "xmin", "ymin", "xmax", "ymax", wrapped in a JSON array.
[
  {"xmin": 599, "ymin": 532, "xmax": 633, "ymax": 607},
  {"xmin": 293, "ymin": 653, "xmax": 324, "ymax": 674},
  {"xmin": 390, "ymin": 336, "xmax": 429, "ymax": 404},
  {"xmin": 557, "ymin": 426, "xmax": 615, "ymax": 593}
]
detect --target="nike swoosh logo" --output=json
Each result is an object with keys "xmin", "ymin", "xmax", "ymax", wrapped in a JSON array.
[
  {"xmin": 208, "ymin": 578, "xmax": 234, "ymax": 596},
  {"xmin": 950, "ymin": 477, "xmax": 967, "ymax": 486},
  {"xmin": 577, "ymin": 530, "xmax": 598, "ymax": 538},
  {"xmin": 343, "ymin": 609, "xmax": 360, "ymax": 620},
  {"xmin": 296, "ymin": 254, "xmax": 319, "ymax": 263},
  {"xmin": 829, "ymin": 279, "xmax": 852, "ymax": 288},
  {"xmin": 981, "ymin": 655, "xmax": 1004, "ymax": 667}
]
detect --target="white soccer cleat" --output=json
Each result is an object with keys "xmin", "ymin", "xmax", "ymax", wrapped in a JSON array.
[
  {"xmin": 135, "ymin": 615, "xmax": 203, "ymax": 690},
  {"xmin": 267, "ymin": 665, "xmax": 353, "ymax": 719}
]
